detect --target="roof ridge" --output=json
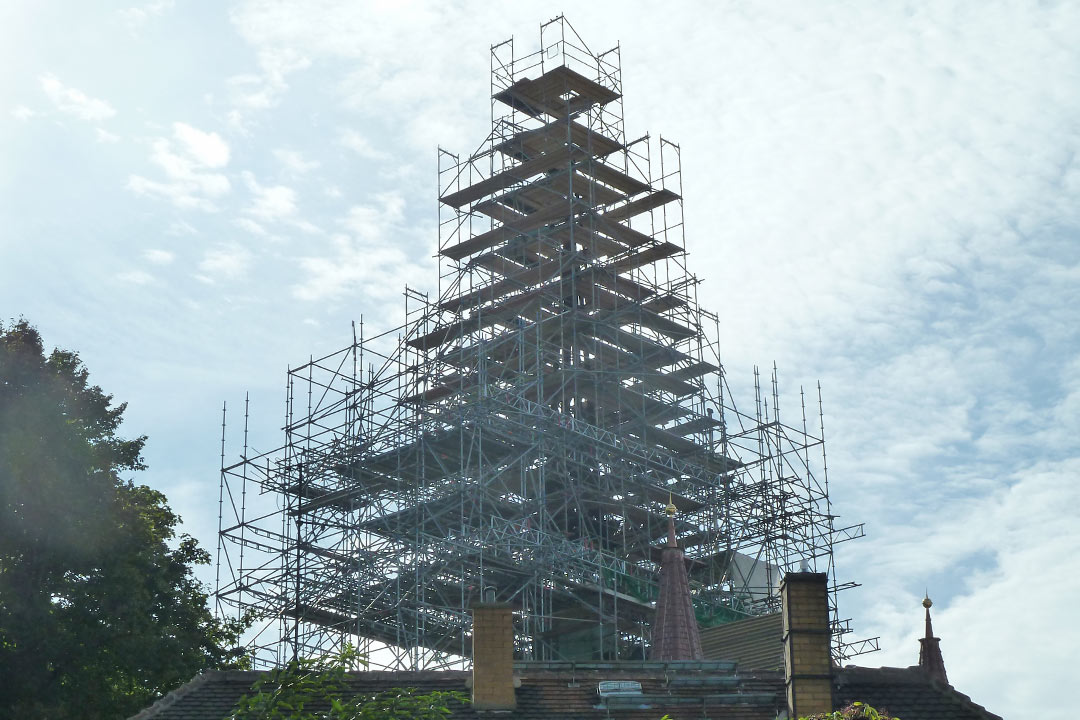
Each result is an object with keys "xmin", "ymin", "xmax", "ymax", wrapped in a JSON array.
[
  {"xmin": 928, "ymin": 676, "xmax": 1005, "ymax": 720},
  {"xmin": 126, "ymin": 671, "xmax": 223, "ymax": 720}
]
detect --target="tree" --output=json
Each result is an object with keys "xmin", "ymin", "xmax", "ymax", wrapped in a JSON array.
[
  {"xmin": 0, "ymin": 319, "xmax": 246, "ymax": 719},
  {"xmin": 800, "ymin": 702, "xmax": 900, "ymax": 720},
  {"xmin": 228, "ymin": 646, "xmax": 466, "ymax": 720}
]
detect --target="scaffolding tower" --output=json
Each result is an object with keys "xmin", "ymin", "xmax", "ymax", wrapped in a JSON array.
[{"xmin": 215, "ymin": 16, "xmax": 869, "ymax": 670}]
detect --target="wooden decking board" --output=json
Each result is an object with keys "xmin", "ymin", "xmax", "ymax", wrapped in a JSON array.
[
  {"xmin": 590, "ymin": 267, "xmax": 655, "ymax": 301},
  {"xmin": 543, "ymin": 65, "xmax": 621, "ymax": 105},
  {"xmin": 494, "ymin": 237, "xmax": 546, "ymax": 266},
  {"xmin": 632, "ymin": 308, "xmax": 697, "ymax": 341},
  {"xmin": 639, "ymin": 424, "xmax": 703, "ymax": 455},
  {"xmin": 442, "ymin": 254, "xmax": 569, "ymax": 311},
  {"xmin": 495, "ymin": 118, "xmax": 622, "ymax": 161},
  {"xmin": 506, "ymin": 184, "xmax": 575, "ymax": 216},
  {"xmin": 596, "ymin": 322, "xmax": 691, "ymax": 367},
  {"xmin": 602, "ymin": 188, "xmax": 681, "ymax": 224},
  {"xmin": 593, "ymin": 214, "xmax": 654, "ymax": 249},
  {"xmin": 575, "ymin": 277, "xmax": 626, "ymax": 310},
  {"xmin": 549, "ymin": 224, "xmax": 626, "ymax": 258},
  {"xmin": 472, "ymin": 199, "xmax": 525, "ymax": 224},
  {"xmin": 439, "ymin": 146, "xmax": 571, "ymax": 209},
  {"xmin": 666, "ymin": 360, "xmax": 721, "ymax": 381},
  {"xmin": 549, "ymin": 170, "xmax": 625, "ymax": 206},
  {"xmin": 495, "ymin": 80, "xmax": 586, "ymax": 120},
  {"xmin": 580, "ymin": 379, "xmax": 680, "ymax": 428},
  {"xmin": 440, "ymin": 197, "xmax": 581, "ymax": 260},
  {"xmin": 631, "ymin": 371, "xmax": 698, "ymax": 398},
  {"xmin": 401, "ymin": 372, "xmax": 474, "ymax": 405},
  {"xmin": 611, "ymin": 241, "xmax": 683, "ymax": 274},
  {"xmin": 493, "ymin": 65, "xmax": 620, "ymax": 119},
  {"xmin": 472, "ymin": 250, "xmax": 527, "ymax": 277},
  {"xmin": 579, "ymin": 159, "xmax": 652, "ymax": 196},
  {"xmin": 642, "ymin": 294, "xmax": 688, "ymax": 313},
  {"xmin": 584, "ymin": 294, "xmax": 695, "ymax": 342},
  {"xmin": 494, "ymin": 171, "xmax": 625, "ymax": 218},
  {"xmin": 407, "ymin": 284, "xmax": 555, "ymax": 350},
  {"xmin": 669, "ymin": 415, "xmax": 723, "ymax": 437},
  {"xmin": 603, "ymin": 388, "xmax": 693, "ymax": 428}
]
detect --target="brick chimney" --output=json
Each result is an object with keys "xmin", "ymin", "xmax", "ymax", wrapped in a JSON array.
[
  {"xmin": 781, "ymin": 572, "xmax": 833, "ymax": 718},
  {"xmin": 470, "ymin": 602, "xmax": 517, "ymax": 710}
]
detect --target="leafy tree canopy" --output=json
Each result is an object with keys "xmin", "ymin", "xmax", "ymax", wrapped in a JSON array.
[
  {"xmin": 228, "ymin": 646, "xmax": 466, "ymax": 720},
  {"xmin": 0, "ymin": 319, "xmax": 246, "ymax": 719},
  {"xmin": 801, "ymin": 701, "xmax": 900, "ymax": 720}
]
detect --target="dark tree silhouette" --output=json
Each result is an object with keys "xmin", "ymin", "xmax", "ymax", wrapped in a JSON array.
[{"xmin": 0, "ymin": 319, "xmax": 246, "ymax": 719}]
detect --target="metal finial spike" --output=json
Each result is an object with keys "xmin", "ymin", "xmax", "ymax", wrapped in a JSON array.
[
  {"xmin": 923, "ymin": 590, "xmax": 932, "ymax": 609},
  {"xmin": 666, "ymin": 492, "xmax": 677, "ymax": 517}
]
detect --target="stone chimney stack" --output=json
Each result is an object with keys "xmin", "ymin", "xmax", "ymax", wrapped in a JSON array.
[
  {"xmin": 781, "ymin": 572, "xmax": 833, "ymax": 718},
  {"xmin": 470, "ymin": 602, "xmax": 517, "ymax": 710}
]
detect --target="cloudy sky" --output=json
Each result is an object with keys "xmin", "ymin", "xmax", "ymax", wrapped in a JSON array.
[{"xmin": 3, "ymin": 1, "xmax": 1078, "ymax": 715}]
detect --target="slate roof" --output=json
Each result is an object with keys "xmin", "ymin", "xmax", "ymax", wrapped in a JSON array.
[
  {"xmin": 835, "ymin": 666, "xmax": 1004, "ymax": 720},
  {"xmin": 130, "ymin": 661, "xmax": 1005, "ymax": 720},
  {"xmin": 700, "ymin": 613, "xmax": 785, "ymax": 671},
  {"xmin": 129, "ymin": 661, "xmax": 784, "ymax": 720}
]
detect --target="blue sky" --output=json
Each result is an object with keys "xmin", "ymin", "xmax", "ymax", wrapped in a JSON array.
[{"xmin": 3, "ymin": 2, "xmax": 1079, "ymax": 716}]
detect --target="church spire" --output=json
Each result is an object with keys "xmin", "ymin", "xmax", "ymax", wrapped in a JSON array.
[
  {"xmin": 650, "ymin": 497, "xmax": 704, "ymax": 661},
  {"xmin": 918, "ymin": 593, "xmax": 948, "ymax": 684}
]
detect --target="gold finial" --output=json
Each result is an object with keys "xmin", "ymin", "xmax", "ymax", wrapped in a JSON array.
[
  {"xmin": 922, "ymin": 592, "xmax": 933, "ymax": 609},
  {"xmin": 665, "ymin": 492, "xmax": 677, "ymax": 517}
]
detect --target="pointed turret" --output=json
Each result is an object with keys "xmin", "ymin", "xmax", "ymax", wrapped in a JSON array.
[
  {"xmin": 650, "ymin": 498, "xmax": 704, "ymax": 660},
  {"xmin": 918, "ymin": 593, "xmax": 948, "ymax": 685}
]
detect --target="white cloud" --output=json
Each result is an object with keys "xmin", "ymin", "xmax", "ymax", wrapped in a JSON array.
[
  {"xmin": 228, "ymin": 1, "xmax": 490, "ymax": 151},
  {"xmin": 241, "ymin": 171, "xmax": 296, "ymax": 222},
  {"xmin": 127, "ymin": 175, "xmax": 214, "ymax": 211},
  {"xmin": 117, "ymin": 269, "xmax": 154, "ymax": 285},
  {"xmin": 95, "ymin": 127, "xmax": 120, "ymax": 143},
  {"xmin": 225, "ymin": 46, "xmax": 311, "ymax": 127},
  {"xmin": 226, "ymin": 109, "xmax": 249, "ymax": 134},
  {"xmin": 274, "ymin": 148, "xmax": 319, "ymax": 173},
  {"xmin": 198, "ymin": 245, "xmax": 251, "ymax": 281},
  {"xmin": 173, "ymin": 122, "xmax": 230, "ymax": 167},
  {"xmin": 167, "ymin": 220, "xmax": 198, "ymax": 236},
  {"xmin": 11, "ymin": 105, "xmax": 35, "ymax": 121},
  {"xmin": 127, "ymin": 122, "xmax": 231, "ymax": 210},
  {"xmin": 39, "ymin": 74, "xmax": 116, "ymax": 122},
  {"xmin": 143, "ymin": 249, "xmax": 175, "ymax": 265},
  {"xmin": 119, "ymin": 0, "xmax": 174, "ymax": 32},
  {"xmin": 234, "ymin": 217, "xmax": 268, "ymax": 236},
  {"xmin": 844, "ymin": 457, "xmax": 1080, "ymax": 715},
  {"xmin": 339, "ymin": 130, "xmax": 389, "ymax": 161},
  {"xmin": 292, "ymin": 192, "xmax": 425, "ymax": 303}
]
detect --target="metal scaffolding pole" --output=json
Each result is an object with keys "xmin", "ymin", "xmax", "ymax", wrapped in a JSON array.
[{"xmin": 215, "ymin": 15, "xmax": 870, "ymax": 670}]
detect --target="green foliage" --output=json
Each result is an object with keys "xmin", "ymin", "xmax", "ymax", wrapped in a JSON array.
[
  {"xmin": 800, "ymin": 700, "xmax": 900, "ymax": 720},
  {"xmin": 0, "ymin": 319, "xmax": 248, "ymax": 719},
  {"xmin": 228, "ymin": 646, "xmax": 467, "ymax": 720}
]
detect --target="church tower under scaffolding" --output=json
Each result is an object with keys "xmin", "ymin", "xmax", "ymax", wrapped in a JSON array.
[{"xmin": 215, "ymin": 16, "xmax": 869, "ymax": 670}]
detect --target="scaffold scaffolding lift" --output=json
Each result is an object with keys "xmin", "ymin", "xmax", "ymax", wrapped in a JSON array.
[{"xmin": 215, "ymin": 16, "xmax": 870, "ymax": 670}]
